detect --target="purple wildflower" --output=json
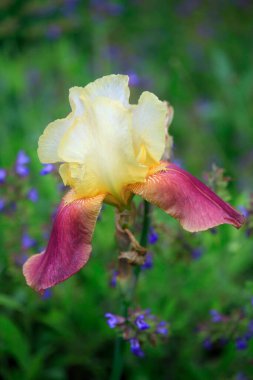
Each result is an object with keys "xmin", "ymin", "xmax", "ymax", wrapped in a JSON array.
[
  {"xmin": 128, "ymin": 72, "xmax": 140, "ymax": 87},
  {"xmin": 22, "ymin": 233, "xmax": 36, "ymax": 250},
  {"xmin": 248, "ymin": 319, "xmax": 253, "ymax": 332},
  {"xmin": 63, "ymin": 0, "xmax": 79, "ymax": 14},
  {"xmin": 46, "ymin": 25, "xmax": 61, "ymax": 40},
  {"xmin": 244, "ymin": 319, "xmax": 253, "ymax": 341},
  {"xmin": 90, "ymin": 0, "xmax": 124, "ymax": 16},
  {"xmin": 14, "ymin": 254, "xmax": 28, "ymax": 266},
  {"xmin": 27, "ymin": 188, "xmax": 39, "ymax": 202},
  {"xmin": 105, "ymin": 313, "xmax": 118, "ymax": 328},
  {"xmin": 40, "ymin": 164, "xmax": 55, "ymax": 175},
  {"xmin": 15, "ymin": 164, "xmax": 29, "ymax": 177},
  {"xmin": 0, "ymin": 169, "xmax": 6, "ymax": 184},
  {"xmin": 235, "ymin": 337, "xmax": 248, "ymax": 350},
  {"xmin": 41, "ymin": 288, "xmax": 52, "ymax": 300},
  {"xmin": 191, "ymin": 247, "xmax": 203, "ymax": 260},
  {"xmin": 210, "ymin": 309, "xmax": 222, "ymax": 323},
  {"xmin": 141, "ymin": 252, "xmax": 153, "ymax": 270},
  {"xmin": 109, "ymin": 270, "xmax": 118, "ymax": 288},
  {"xmin": 236, "ymin": 373, "xmax": 248, "ymax": 380},
  {"xmin": 203, "ymin": 338, "xmax": 212, "ymax": 350},
  {"xmin": 135, "ymin": 315, "xmax": 150, "ymax": 331},
  {"xmin": 0, "ymin": 198, "xmax": 5, "ymax": 211},
  {"xmin": 156, "ymin": 321, "xmax": 169, "ymax": 335},
  {"xmin": 148, "ymin": 227, "xmax": 158, "ymax": 245},
  {"xmin": 129, "ymin": 338, "xmax": 144, "ymax": 358},
  {"xmin": 16, "ymin": 151, "xmax": 30, "ymax": 165},
  {"xmin": 238, "ymin": 206, "xmax": 249, "ymax": 218},
  {"xmin": 15, "ymin": 151, "xmax": 30, "ymax": 177}
]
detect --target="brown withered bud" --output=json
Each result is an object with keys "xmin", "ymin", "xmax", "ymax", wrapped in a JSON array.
[
  {"xmin": 115, "ymin": 205, "xmax": 137, "ymax": 250},
  {"xmin": 119, "ymin": 251, "xmax": 146, "ymax": 266}
]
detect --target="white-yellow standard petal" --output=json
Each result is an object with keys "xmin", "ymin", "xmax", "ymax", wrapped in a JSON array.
[
  {"xmin": 69, "ymin": 87, "xmax": 86, "ymax": 116},
  {"xmin": 58, "ymin": 96, "xmax": 147, "ymax": 200},
  {"xmin": 83, "ymin": 74, "xmax": 130, "ymax": 107},
  {"xmin": 38, "ymin": 116, "xmax": 72, "ymax": 163},
  {"xmin": 132, "ymin": 91, "xmax": 168, "ymax": 165}
]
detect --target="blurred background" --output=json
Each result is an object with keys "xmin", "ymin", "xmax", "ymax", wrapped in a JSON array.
[{"xmin": 0, "ymin": 1, "xmax": 253, "ymax": 379}]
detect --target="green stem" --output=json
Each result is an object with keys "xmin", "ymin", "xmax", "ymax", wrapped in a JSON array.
[
  {"xmin": 140, "ymin": 200, "xmax": 151, "ymax": 247},
  {"xmin": 110, "ymin": 201, "xmax": 151, "ymax": 380},
  {"xmin": 110, "ymin": 336, "xmax": 124, "ymax": 380},
  {"xmin": 133, "ymin": 200, "xmax": 151, "ymax": 281}
]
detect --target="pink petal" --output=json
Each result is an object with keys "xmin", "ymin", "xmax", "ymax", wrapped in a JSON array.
[
  {"xmin": 23, "ymin": 192, "xmax": 104, "ymax": 293},
  {"xmin": 129, "ymin": 163, "xmax": 245, "ymax": 232}
]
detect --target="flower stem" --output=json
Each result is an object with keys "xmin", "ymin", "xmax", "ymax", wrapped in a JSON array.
[
  {"xmin": 140, "ymin": 200, "xmax": 151, "ymax": 247},
  {"xmin": 110, "ymin": 335, "xmax": 124, "ymax": 380},
  {"xmin": 132, "ymin": 200, "xmax": 150, "ymax": 286},
  {"xmin": 110, "ymin": 201, "xmax": 151, "ymax": 380}
]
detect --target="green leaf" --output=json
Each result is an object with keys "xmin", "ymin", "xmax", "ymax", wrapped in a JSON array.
[
  {"xmin": 0, "ymin": 294, "xmax": 23, "ymax": 311},
  {"xmin": 0, "ymin": 315, "xmax": 29, "ymax": 369}
]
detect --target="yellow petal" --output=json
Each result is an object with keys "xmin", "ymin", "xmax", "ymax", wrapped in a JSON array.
[
  {"xmin": 132, "ymin": 91, "xmax": 168, "ymax": 165},
  {"xmin": 38, "ymin": 116, "xmax": 72, "ymax": 163},
  {"xmin": 69, "ymin": 87, "xmax": 86, "ymax": 116},
  {"xmin": 83, "ymin": 74, "xmax": 130, "ymax": 107},
  {"xmin": 59, "ymin": 96, "xmax": 147, "ymax": 201}
]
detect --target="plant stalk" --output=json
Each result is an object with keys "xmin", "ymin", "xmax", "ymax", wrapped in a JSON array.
[{"xmin": 110, "ymin": 201, "xmax": 151, "ymax": 380}]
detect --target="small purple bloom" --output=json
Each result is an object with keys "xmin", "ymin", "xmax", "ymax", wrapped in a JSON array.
[
  {"xmin": 15, "ymin": 254, "xmax": 28, "ymax": 266},
  {"xmin": 148, "ymin": 227, "xmax": 158, "ymax": 245},
  {"xmin": 41, "ymin": 288, "xmax": 52, "ymax": 300},
  {"xmin": 128, "ymin": 72, "xmax": 140, "ymax": 87},
  {"xmin": 238, "ymin": 206, "xmax": 249, "ymax": 218},
  {"xmin": 191, "ymin": 247, "xmax": 203, "ymax": 260},
  {"xmin": 129, "ymin": 338, "xmax": 144, "ymax": 358},
  {"xmin": 0, "ymin": 169, "xmax": 6, "ymax": 184},
  {"xmin": 210, "ymin": 309, "xmax": 222, "ymax": 323},
  {"xmin": 141, "ymin": 252, "xmax": 153, "ymax": 270},
  {"xmin": 235, "ymin": 337, "xmax": 248, "ymax": 350},
  {"xmin": 40, "ymin": 164, "xmax": 55, "ymax": 175},
  {"xmin": 22, "ymin": 233, "xmax": 36, "ymax": 250},
  {"xmin": 15, "ymin": 164, "xmax": 29, "ymax": 177},
  {"xmin": 90, "ymin": 0, "xmax": 124, "ymax": 16},
  {"xmin": 0, "ymin": 198, "xmax": 5, "ymax": 211},
  {"xmin": 107, "ymin": 2, "xmax": 124, "ymax": 15},
  {"xmin": 63, "ymin": 0, "xmax": 79, "ymax": 14},
  {"xmin": 109, "ymin": 270, "xmax": 118, "ymax": 288},
  {"xmin": 156, "ymin": 321, "xmax": 168, "ymax": 335},
  {"xmin": 46, "ymin": 25, "xmax": 61, "ymax": 40},
  {"xmin": 248, "ymin": 319, "xmax": 253, "ymax": 332},
  {"xmin": 135, "ymin": 315, "xmax": 150, "ymax": 331},
  {"xmin": 105, "ymin": 313, "xmax": 118, "ymax": 328},
  {"xmin": 27, "ymin": 188, "xmax": 39, "ymax": 202},
  {"xmin": 203, "ymin": 338, "xmax": 212, "ymax": 350},
  {"xmin": 15, "ymin": 151, "xmax": 30, "ymax": 177},
  {"xmin": 16, "ymin": 151, "xmax": 30, "ymax": 165},
  {"xmin": 236, "ymin": 372, "xmax": 248, "ymax": 380}
]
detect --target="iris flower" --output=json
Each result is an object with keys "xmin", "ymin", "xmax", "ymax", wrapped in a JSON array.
[{"xmin": 23, "ymin": 75, "xmax": 244, "ymax": 293}]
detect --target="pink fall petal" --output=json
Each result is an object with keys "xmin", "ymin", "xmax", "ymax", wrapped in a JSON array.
[
  {"xmin": 23, "ymin": 192, "xmax": 104, "ymax": 293},
  {"xmin": 129, "ymin": 162, "xmax": 245, "ymax": 232}
]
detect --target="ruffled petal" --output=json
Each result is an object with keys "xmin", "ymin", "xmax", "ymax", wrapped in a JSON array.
[
  {"xmin": 129, "ymin": 163, "xmax": 245, "ymax": 232},
  {"xmin": 58, "ymin": 96, "xmax": 147, "ymax": 201},
  {"xmin": 23, "ymin": 192, "xmax": 104, "ymax": 293},
  {"xmin": 132, "ymin": 92, "xmax": 168, "ymax": 165},
  {"xmin": 38, "ymin": 116, "xmax": 72, "ymax": 163},
  {"xmin": 69, "ymin": 87, "xmax": 86, "ymax": 116},
  {"xmin": 83, "ymin": 74, "xmax": 130, "ymax": 107}
]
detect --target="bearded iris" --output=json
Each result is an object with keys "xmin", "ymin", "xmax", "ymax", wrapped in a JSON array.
[{"xmin": 23, "ymin": 74, "xmax": 244, "ymax": 293}]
